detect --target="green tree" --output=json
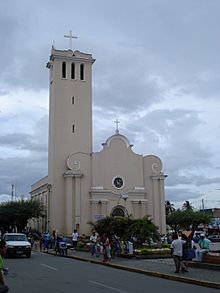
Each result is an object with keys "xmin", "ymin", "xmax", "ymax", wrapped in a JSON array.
[
  {"xmin": 88, "ymin": 216, "xmax": 133, "ymax": 238},
  {"xmin": 88, "ymin": 215, "xmax": 159, "ymax": 244},
  {"xmin": 166, "ymin": 210, "xmax": 182, "ymax": 232},
  {"xmin": 166, "ymin": 209, "xmax": 211, "ymax": 235},
  {"xmin": 182, "ymin": 200, "xmax": 193, "ymax": 211},
  {"xmin": 0, "ymin": 199, "xmax": 45, "ymax": 232},
  {"xmin": 165, "ymin": 200, "xmax": 175, "ymax": 216},
  {"xmin": 126, "ymin": 215, "xmax": 160, "ymax": 244}
]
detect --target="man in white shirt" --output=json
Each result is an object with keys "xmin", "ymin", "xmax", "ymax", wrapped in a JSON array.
[
  {"xmin": 90, "ymin": 231, "xmax": 98, "ymax": 257},
  {"xmin": 71, "ymin": 229, "xmax": 79, "ymax": 250},
  {"xmin": 171, "ymin": 233, "xmax": 186, "ymax": 273}
]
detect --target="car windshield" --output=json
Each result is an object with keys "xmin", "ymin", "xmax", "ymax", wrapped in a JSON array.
[{"xmin": 5, "ymin": 234, "xmax": 28, "ymax": 241}]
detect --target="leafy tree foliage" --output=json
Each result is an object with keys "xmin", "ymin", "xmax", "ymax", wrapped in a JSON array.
[
  {"xmin": 126, "ymin": 216, "xmax": 160, "ymax": 244},
  {"xmin": 88, "ymin": 216, "xmax": 133, "ymax": 238},
  {"xmin": 165, "ymin": 200, "xmax": 175, "ymax": 216},
  {"xmin": 0, "ymin": 199, "xmax": 45, "ymax": 233},
  {"xmin": 166, "ymin": 209, "xmax": 211, "ymax": 234},
  {"xmin": 182, "ymin": 200, "xmax": 193, "ymax": 211},
  {"xmin": 88, "ymin": 215, "xmax": 159, "ymax": 244}
]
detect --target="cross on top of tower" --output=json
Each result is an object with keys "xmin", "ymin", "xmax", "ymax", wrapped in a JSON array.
[
  {"xmin": 64, "ymin": 30, "xmax": 78, "ymax": 50},
  {"xmin": 114, "ymin": 119, "xmax": 120, "ymax": 134}
]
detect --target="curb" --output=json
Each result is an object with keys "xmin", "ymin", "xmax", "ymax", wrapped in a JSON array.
[
  {"xmin": 46, "ymin": 251, "xmax": 220, "ymax": 289},
  {"xmin": 189, "ymin": 261, "xmax": 220, "ymax": 271}
]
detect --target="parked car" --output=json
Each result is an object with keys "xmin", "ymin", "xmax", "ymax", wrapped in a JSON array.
[
  {"xmin": 208, "ymin": 235, "xmax": 220, "ymax": 242},
  {"xmin": 3, "ymin": 233, "xmax": 32, "ymax": 258}
]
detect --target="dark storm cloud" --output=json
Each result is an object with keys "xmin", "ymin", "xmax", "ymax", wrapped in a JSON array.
[{"xmin": 93, "ymin": 48, "xmax": 165, "ymax": 112}]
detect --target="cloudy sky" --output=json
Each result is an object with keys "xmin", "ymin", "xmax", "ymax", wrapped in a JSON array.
[{"xmin": 0, "ymin": 0, "xmax": 220, "ymax": 209}]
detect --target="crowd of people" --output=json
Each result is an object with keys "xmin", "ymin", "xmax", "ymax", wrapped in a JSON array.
[
  {"xmin": 26, "ymin": 228, "xmax": 212, "ymax": 268},
  {"xmin": 71, "ymin": 230, "xmax": 123, "ymax": 263},
  {"xmin": 33, "ymin": 229, "xmax": 122, "ymax": 262},
  {"xmin": 1, "ymin": 227, "xmax": 212, "ymax": 284},
  {"xmin": 0, "ymin": 226, "xmax": 214, "ymax": 293},
  {"xmin": 170, "ymin": 231, "xmax": 211, "ymax": 273},
  {"xmin": 88, "ymin": 231, "xmax": 113, "ymax": 262}
]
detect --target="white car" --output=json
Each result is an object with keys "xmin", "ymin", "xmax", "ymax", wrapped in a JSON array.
[{"xmin": 3, "ymin": 233, "xmax": 31, "ymax": 258}]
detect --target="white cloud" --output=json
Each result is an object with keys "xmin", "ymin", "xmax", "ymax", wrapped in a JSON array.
[{"xmin": 0, "ymin": 0, "xmax": 220, "ymax": 210}]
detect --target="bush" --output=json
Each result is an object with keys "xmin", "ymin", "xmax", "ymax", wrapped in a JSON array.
[
  {"xmin": 160, "ymin": 242, "xmax": 171, "ymax": 248},
  {"xmin": 135, "ymin": 247, "xmax": 171, "ymax": 255}
]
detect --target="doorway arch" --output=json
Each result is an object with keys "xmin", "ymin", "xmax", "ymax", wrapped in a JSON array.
[{"xmin": 111, "ymin": 205, "xmax": 127, "ymax": 217}]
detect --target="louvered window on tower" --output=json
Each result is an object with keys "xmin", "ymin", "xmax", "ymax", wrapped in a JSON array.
[
  {"xmin": 80, "ymin": 63, "xmax": 84, "ymax": 80},
  {"xmin": 62, "ymin": 62, "xmax": 66, "ymax": 78},
  {"xmin": 72, "ymin": 96, "xmax": 75, "ymax": 104},
  {"xmin": 71, "ymin": 63, "xmax": 75, "ymax": 79},
  {"xmin": 72, "ymin": 124, "xmax": 75, "ymax": 133}
]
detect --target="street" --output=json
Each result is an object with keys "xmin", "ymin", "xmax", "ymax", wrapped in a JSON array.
[{"xmin": 4, "ymin": 251, "xmax": 219, "ymax": 293}]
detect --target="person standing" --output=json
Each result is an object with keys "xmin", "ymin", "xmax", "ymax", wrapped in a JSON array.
[
  {"xmin": 181, "ymin": 233, "xmax": 192, "ymax": 272},
  {"xmin": 71, "ymin": 229, "xmax": 79, "ymax": 251},
  {"xmin": 103, "ymin": 234, "xmax": 111, "ymax": 263},
  {"xmin": 0, "ymin": 240, "xmax": 9, "ymax": 293},
  {"xmin": 51, "ymin": 230, "xmax": 57, "ymax": 249},
  {"xmin": 43, "ymin": 231, "xmax": 50, "ymax": 252},
  {"xmin": 90, "ymin": 231, "xmax": 98, "ymax": 257},
  {"xmin": 171, "ymin": 233, "xmax": 186, "ymax": 273}
]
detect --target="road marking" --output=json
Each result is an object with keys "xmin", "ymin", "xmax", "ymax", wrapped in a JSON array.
[
  {"xmin": 41, "ymin": 264, "xmax": 58, "ymax": 271},
  {"xmin": 89, "ymin": 280, "xmax": 129, "ymax": 293}
]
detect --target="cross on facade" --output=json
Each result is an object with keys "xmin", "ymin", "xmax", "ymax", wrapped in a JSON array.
[
  {"xmin": 114, "ymin": 119, "xmax": 120, "ymax": 134},
  {"xmin": 64, "ymin": 30, "xmax": 78, "ymax": 50}
]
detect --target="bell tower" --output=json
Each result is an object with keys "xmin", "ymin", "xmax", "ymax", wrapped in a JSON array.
[{"xmin": 46, "ymin": 45, "xmax": 95, "ymax": 234}]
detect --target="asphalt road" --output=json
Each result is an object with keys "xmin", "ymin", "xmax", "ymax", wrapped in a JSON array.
[{"xmin": 4, "ymin": 251, "xmax": 219, "ymax": 293}]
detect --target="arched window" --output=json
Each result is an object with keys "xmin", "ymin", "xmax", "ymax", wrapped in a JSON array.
[
  {"xmin": 71, "ymin": 63, "xmax": 75, "ymax": 79},
  {"xmin": 72, "ymin": 124, "xmax": 75, "ymax": 133},
  {"xmin": 111, "ymin": 207, "xmax": 125, "ymax": 217},
  {"xmin": 62, "ymin": 62, "xmax": 66, "ymax": 78},
  {"xmin": 72, "ymin": 96, "xmax": 75, "ymax": 104},
  {"xmin": 80, "ymin": 63, "xmax": 84, "ymax": 80}
]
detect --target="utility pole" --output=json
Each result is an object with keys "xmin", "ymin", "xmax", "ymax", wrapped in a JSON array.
[
  {"xmin": 11, "ymin": 184, "xmax": 14, "ymax": 201},
  {"xmin": 202, "ymin": 198, "xmax": 205, "ymax": 211}
]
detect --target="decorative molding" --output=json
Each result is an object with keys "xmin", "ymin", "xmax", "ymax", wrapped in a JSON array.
[
  {"xmin": 103, "ymin": 133, "xmax": 133, "ymax": 149},
  {"xmin": 63, "ymin": 170, "xmax": 83, "ymax": 178},
  {"xmin": 91, "ymin": 186, "xmax": 104, "ymax": 190},
  {"xmin": 131, "ymin": 199, "xmax": 148, "ymax": 204},
  {"xmin": 89, "ymin": 199, "xmax": 108, "ymax": 204},
  {"xmin": 134, "ymin": 187, "xmax": 145, "ymax": 190}
]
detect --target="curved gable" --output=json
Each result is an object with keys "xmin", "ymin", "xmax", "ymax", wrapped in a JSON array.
[{"xmin": 102, "ymin": 133, "xmax": 133, "ymax": 150}]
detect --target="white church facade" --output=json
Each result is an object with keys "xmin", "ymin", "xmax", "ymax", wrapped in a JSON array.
[{"xmin": 30, "ymin": 44, "xmax": 167, "ymax": 236}]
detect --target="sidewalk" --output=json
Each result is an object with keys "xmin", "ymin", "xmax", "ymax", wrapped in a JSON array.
[{"xmin": 48, "ymin": 249, "xmax": 220, "ymax": 289}]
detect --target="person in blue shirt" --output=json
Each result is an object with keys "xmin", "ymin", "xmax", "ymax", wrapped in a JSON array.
[
  {"xmin": 43, "ymin": 231, "xmax": 50, "ymax": 252},
  {"xmin": 195, "ymin": 233, "xmax": 210, "ymax": 262}
]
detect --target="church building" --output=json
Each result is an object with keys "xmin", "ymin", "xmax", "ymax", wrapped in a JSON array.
[{"xmin": 30, "ymin": 40, "xmax": 167, "ymax": 236}]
